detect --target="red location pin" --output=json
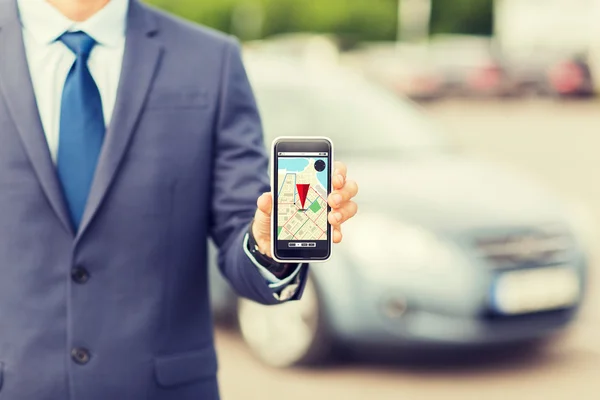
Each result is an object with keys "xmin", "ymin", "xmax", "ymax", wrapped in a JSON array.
[{"xmin": 296, "ymin": 184, "xmax": 310, "ymax": 209}]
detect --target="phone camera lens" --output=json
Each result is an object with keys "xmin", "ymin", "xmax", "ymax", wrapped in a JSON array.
[{"xmin": 314, "ymin": 160, "xmax": 326, "ymax": 172}]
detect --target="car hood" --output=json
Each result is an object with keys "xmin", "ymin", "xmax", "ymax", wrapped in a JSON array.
[{"xmin": 347, "ymin": 154, "xmax": 569, "ymax": 234}]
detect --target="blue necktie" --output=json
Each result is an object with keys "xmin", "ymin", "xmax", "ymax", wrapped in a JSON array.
[{"xmin": 57, "ymin": 31, "xmax": 105, "ymax": 229}]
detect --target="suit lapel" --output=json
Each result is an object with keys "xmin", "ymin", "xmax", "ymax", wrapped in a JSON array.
[
  {"xmin": 76, "ymin": 1, "xmax": 163, "ymax": 240},
  {"xmin": 0, "ymin": 2, "xmax": 74, "ymax": 236}
]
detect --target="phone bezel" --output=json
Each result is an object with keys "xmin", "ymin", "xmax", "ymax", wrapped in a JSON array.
[{"xmin": 271, "ymin": 136, "xmax": 333, "ymax": 263}]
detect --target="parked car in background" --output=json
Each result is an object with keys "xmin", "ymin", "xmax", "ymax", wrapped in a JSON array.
[
  {"xmin": 342, "ymin": 43, "xmax": 445, "ymax": 101},
  {"xmin": 209, "ymin": 54, "xmax": 589, "ymax": 368},
  {"xmin": 427, "ymin": 34, "xmax": 516, "ymax": 98},
  {"xmin": 546, "ymin": 55, "xmax": 595, "ymax": 97},
  {"xmin": 501, "ymin": 51, "xmax": 563, "ymax": 97},
  {"xmin": 501, "ymin": 50, "xmax": 595, "ymax": 98},
  {"xmin": 495, "ymin": 0, "xmax": 598, "ymax": 97},
  {"xmin": 343, "ymin": 35, "xmax": 516, "ymax": 101}
]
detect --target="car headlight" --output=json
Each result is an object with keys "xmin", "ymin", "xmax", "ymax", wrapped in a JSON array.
[{"xmin": 341, "ymin": 213, "xmax": 464, "ymax": 281}]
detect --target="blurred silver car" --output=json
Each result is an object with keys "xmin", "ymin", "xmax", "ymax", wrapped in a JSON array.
[
  {"xmin": 209, "ymin": 55, "xmax": 588, "ymax": 368},
  {"xmin": 343, "ymin": 43, "xmax": 445, "ymax": 101},
  {"xmin": 427, "ymin": 35, "xmax": 516, "ymax": 98},
  {"xmin": 503, "ymin": 50, "xmax": 595, "ymax": 98}
]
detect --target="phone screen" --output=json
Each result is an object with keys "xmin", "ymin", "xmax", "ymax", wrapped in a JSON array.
[{"xmin": 273, "ymin": 139, "xmax": 332, "ymax": 261}]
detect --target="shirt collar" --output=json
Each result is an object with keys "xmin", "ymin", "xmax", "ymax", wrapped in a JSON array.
[{"xmin": 17, "ymin": 0, "xmax": 129, "ymax": 47}]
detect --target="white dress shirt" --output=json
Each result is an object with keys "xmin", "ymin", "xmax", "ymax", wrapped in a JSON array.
[
  {"xmin": 18, "ymin": 0, "xmax": 128, "ymax": 163},
  {"xmin": 18, "ymin": 0, "xmax": 300, "ymax": 296}
]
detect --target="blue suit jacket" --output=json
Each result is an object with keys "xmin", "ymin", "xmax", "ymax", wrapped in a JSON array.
[{"xmin": 0, "ymin": 1, "xmax": 307, "ymax": 398}]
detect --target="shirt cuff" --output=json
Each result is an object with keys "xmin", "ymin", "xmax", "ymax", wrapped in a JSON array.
[{"xmin": 242, "ymin": 233, "xmax": 303, "ymax": 289}]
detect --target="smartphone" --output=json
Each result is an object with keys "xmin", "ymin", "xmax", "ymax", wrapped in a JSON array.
[{"xmin": 271, "ymin": 136, "xmax": 333, "ymax": 263}]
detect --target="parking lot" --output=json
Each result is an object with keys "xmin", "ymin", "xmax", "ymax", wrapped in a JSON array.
[{"xmin": 215, "ymin": 99, "xmax": 600, "ymax": 400}]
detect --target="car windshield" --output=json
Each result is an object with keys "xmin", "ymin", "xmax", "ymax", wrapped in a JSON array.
[{"xmin": 251, "ymin": 72, "xmax": 451, "ymax": 156}]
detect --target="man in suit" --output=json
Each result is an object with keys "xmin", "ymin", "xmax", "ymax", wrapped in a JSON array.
[{"xmin": 0, "ymin": 0, "xmax": 359, "ymax": 398}]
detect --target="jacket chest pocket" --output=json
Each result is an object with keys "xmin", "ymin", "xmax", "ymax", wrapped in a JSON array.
[{"xmin": 145, "ymin": 88, "xmax": 209, "ymax": 110}]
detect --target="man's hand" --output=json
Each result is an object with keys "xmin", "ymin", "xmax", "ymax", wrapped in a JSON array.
[{"xmin": 252, "ymin": 161, "xmax": 359, "ymax": 258}]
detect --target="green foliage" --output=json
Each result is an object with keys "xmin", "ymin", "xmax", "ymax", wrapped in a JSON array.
[
  {"xmin": 430, "ymin": 0, "xmax": 493, "ymax": 36},
  {"xmin": 145, "ymin": 0, "xmax": 493, "ymax": 41},
  {"xmin": 145, "ymin": 0, "xmax": 398, "ymax": 40}
]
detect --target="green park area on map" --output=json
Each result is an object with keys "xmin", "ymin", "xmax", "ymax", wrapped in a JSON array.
[{"xmin": 309, "ymin": 200, "xmax": 322, "ymax": 213}]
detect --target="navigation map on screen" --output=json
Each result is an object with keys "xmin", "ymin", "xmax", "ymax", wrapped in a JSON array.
[{"xmin": 277, "ymin": 156, "xmax": 329, "ymax": 242}]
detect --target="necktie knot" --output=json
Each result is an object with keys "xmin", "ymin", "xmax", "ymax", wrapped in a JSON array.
[{"xmin": 60, "ymin": 31, "xmax": 96, "ymax": 59}]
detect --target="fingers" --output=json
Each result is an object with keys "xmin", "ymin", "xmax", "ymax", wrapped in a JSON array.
[
  {"xmin": 256, "ymin": 192, "xmax": 272, "ymax": 216},
  {"xmin": 332, "ymin": 161, "xmax": 347, "ymax": 191},
  {"xmin": 328, "ymin": 179, "xmax": 359, "ymax": 209},
  {"xmin": 328, "ymin": 200, "xmax": 358, "ymax": 226},
  {"xmin": 334, "ymin": 161, "xmax": 347, "ymax": 181},
  {"xmin": 333, "ymin": 226, "xmax": 343, "ymax": 244},
  {"xmin": 330, "ymin": 162, "xmax": 355, "ymax": 245},
  {"xmin": 333, "ymin": 174, "xmax": 344, "ymax": 190}
]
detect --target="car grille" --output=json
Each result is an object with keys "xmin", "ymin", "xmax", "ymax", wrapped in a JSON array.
[{"xmin": 474, "ymin": 228, "xmax": 574, "ymax": 269}]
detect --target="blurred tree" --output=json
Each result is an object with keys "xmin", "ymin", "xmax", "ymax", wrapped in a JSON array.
[
  {"xmin": 145, "ymin": 0, "xmax": 493, "ymax": 41},
  {"xmin": 231, "ymin": 2, "xmax": 265, "ymax": 40},
  {"xmin": 145, "ymin": 0, "xmax": 398, "ymax": 41}
]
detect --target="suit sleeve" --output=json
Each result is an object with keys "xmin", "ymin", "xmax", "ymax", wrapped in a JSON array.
[{"xmin": 209, "ymin": 38, "xmax": 308, "ymax": 306}]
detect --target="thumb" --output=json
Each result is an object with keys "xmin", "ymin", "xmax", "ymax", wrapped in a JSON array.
[
  {"xmin": 256, "ymin": 192, "xmax": 272, "ymax": 217},
  {"xmin": 253, "ymin": 193, "xmax": 273, "ymax": 250}
]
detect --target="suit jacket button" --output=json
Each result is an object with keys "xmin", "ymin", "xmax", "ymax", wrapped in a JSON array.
[
  {"xmin": 71, "ymin": 348, "xmax": 91, "ymax": 365},
  {"xmin": 71, "ymin": 267, "xmax": 90, "ymax": 284}
]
